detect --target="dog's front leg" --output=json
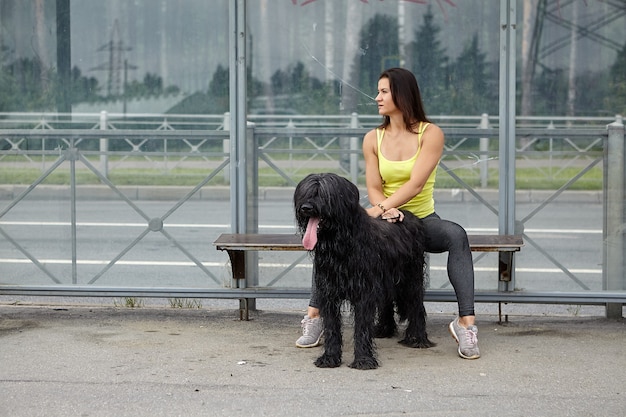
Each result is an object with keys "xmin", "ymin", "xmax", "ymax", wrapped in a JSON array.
[
  {"xmin": 349, "ymin": 302, "xmax": 379, "ymax": 370},
  {"xmin": 314, "ymin": 300, "xmax": 342, "ymax": 368}
]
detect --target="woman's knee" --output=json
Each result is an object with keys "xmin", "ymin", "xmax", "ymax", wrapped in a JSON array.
[
  {"xmin": 423, "ymin": 217, "xmax": 466, "ymax": 252},
  {"xmin": 443, "ymin": 221, "xmax": 469, "ymax": 246}
]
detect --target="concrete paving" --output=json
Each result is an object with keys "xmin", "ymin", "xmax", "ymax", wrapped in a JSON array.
[{"xmin": 1, "ymin": 302, "xmax": 624, "ymax": 417}]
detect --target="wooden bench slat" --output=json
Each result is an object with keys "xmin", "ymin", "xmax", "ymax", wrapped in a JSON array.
[
  {"xmin": 467, "ymin": 234, "xmax": 524, "ymax": 252},
  {"xmin": 213, "ymin": 233, "xmax": 523, "ymax": 252},
  {"xmin": 213, "ymin": 233, "xmax": 303, "ymax": 251}
]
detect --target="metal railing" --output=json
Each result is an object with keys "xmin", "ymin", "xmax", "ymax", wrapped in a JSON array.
[
  {"xmin": 0, "ymin": 111, "xmax": 619, "ymax": 130},
  {"xmin": 0, "ymin": 113, "xmax": 624, "ymax": 315}
]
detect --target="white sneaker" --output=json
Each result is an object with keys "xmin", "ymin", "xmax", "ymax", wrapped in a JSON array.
[
  {"xmin": 448, "ymin": 317, "xmax": 480, "ymax": 359},
  {"xmin": 295, "ymin": 315, "xmax": 323, "ymax": 348}
]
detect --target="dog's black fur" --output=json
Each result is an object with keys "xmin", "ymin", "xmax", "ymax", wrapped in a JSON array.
[{"xmin": 294, "ymin": 173, "xmax": 434, "ymax": 370}]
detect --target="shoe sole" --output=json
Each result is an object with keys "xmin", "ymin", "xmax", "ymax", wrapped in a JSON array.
[
  {"xmin": 295, "ymin": 332, "xmax": 324, "ymax": 348},
  {"xmin": 448, "ymin": 322, "xmax": 480, "ymax": 360}
]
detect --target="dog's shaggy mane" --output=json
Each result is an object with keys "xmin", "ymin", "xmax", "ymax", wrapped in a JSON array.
[{"xmin": 294, "ymin": 173, "xmax": 434, "ymax": 369}]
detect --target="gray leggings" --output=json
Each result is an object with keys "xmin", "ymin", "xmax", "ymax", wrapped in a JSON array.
[{"xmin": 308, "ymin": 212, "xmax": 476, "ymax": 317}]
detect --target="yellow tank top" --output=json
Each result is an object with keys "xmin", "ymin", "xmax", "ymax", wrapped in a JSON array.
[{"xmin": 377, "ymin": 123, "xmax": 437, "ymax": 218}]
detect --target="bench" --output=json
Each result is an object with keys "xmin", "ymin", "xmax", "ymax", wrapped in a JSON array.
[{"xmin": 214, "ymin": 233, "xmax": 524, "ymax": 320}]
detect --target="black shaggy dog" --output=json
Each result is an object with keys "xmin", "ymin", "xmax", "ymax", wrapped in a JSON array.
[{"xmin": 294, "ymin": 173, "xmax": 435, "ymax": 370}]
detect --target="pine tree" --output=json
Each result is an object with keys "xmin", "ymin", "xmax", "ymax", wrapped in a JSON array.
[
  {"xmin": 406, "ymin": 5, "xmax": 449, "ymax": 114},
  {"xmin": 605, "ymin": 42, "xmax": 626, "ymax": 116},
  {"xmin": 448, "ymin": 34, "xmax": 496, "ymax": 115},
  {"xmin": 347, "ymin": 14, "xmax": 399, "ymax": 114}
]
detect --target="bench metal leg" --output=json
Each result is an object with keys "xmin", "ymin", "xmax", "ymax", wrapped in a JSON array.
[
  {"xmin": 498, "ymin": 252, "xmax": 513, "ymax": 282},
  {"xmin": 226, "ymin": 250, "xmax": 254, "ymax": 320},
  {"xmin": 498, "ymin": 252, "xmax": 515, "ymax": 292},
  {"xmin": 498, "ymin": 302, "xmax": 510, "ymax": 324},
  {"xmin": 227, "ymin": 250, "xmax": 246, "ymax": 280},
  {"xmin": 605, "ymin": 303, "xmax": 623, "ymax": 319},
  {"xmin": 239, "ymin": 298, "xmax": 249, "ymax": 321}
]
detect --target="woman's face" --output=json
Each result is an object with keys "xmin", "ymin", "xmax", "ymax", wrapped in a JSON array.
[{"xmin": 376, "ymin": 77, "xmax": 398, "ymax": 117}]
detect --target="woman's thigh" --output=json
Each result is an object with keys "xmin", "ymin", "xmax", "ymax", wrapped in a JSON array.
[{"xmin": 421, "ymin": 213, "xmax": 468, "ymax": 253}]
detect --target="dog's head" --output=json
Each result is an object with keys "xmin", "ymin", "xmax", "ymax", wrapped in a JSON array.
[{"xmin": 293, "ymin": 173, "xmax": 361, "ymax": 250}]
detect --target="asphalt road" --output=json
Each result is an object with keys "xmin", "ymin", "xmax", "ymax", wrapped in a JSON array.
[
  {"xmin": 0, "ymin": 193, "xmax": 604, "ymax": 293},
  {"xmin": 1, "ymin": 305, "xmax": 624, "ymax": 417}
]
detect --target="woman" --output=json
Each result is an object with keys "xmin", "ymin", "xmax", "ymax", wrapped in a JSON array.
[{"xmin": 297, "ymin": 68, "xmax": 479, "ymax": 360}]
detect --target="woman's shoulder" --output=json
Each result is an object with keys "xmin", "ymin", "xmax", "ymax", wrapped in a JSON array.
[
  {"xmin": 422, "ymin": 122, "xmax": 444, "ymax": 137},
  {"xmin": 363, "ymin": 128, "xmax": 379, "ymax": 142},
  {"xmin": 362, "ymin": 128, "xmax": 379, "ymax": 153},
  {"xmin": 420, "ymin": 123, "xmax": 444, "ymax": 152}
]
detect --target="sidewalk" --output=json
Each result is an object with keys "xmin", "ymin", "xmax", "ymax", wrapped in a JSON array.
[{"xmin": 1, "ymin": 302, "xmax": 624, "ymax": 417}]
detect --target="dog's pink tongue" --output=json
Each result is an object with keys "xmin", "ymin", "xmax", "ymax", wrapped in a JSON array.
[{"xmin": 302, "ymin": 217, "xmax": 319, "ymax": 250}]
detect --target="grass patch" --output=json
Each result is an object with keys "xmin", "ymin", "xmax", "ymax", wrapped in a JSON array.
[
  {"xmin": 0, "ymin": 163, "xmax": 604, "ymax": 190},
  {"xmin": 435, "ymin": 166, "xmax": 602, "ymax": 190},
  {"xmin": 113, "ymin": 297, "xmax": 144, "ymax": 308},
  {"xmin": 0, "ymin": 167, "xmax": 228, "ymax": 186},
  {"xmin": 168, "ymin": 298, "xmax": 203, "ymax": 309}
]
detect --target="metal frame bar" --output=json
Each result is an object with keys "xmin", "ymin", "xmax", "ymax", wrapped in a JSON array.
[
  {"xmin": 499, "ymin": 1, "xmax": 517, "ymax": 291},
  {"xmin": 1, "ymin": 285, "xmax": 624, "ymax": 305}
]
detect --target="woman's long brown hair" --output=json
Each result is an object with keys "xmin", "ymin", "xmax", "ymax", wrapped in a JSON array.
[{"xmin": 378, "ymin": 67, "xmax": 431, "ymax": 134}]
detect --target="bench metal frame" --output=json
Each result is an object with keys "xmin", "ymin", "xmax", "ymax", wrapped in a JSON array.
[{"xmin": 214, "ymin": 233, "xmax": 525, "ymax": 319}]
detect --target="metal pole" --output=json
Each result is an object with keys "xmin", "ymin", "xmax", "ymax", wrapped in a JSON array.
[
  {"xmin": 604, "ymin": 119, "xmax": 625, "ymax": 318},
  {"xmin": 99, "ymin": 111, "xmax": 108, "ymax": 179},
  {"xmin": 235, "ymin": 0, "xmax": 247, "ymax": 235},
  {"xmin": 229, "ymin": 0, "xmax": 247, "ymax": 235},
  {"xmin": 223, "ymin": 112, "xmax": 230, "ymax": 184},
  {"xmin": 246, "ymin": 124, "xmax": 259, "ymax": 291},
  {"xmin": 350, "ymin": 112, "xmax": 359, "ymax": 184},
  {"xmin": 498, "ymin": 1, "xmax": 517, "ymax": 291},
  {"xmin": 69, "ymin": 140, "xmax": 77, "ymax": 284},
  {"xmin": 479, "ymin": 113, "xmax": 489, "ymax": 188},
  {"xmin": 229, "ymin": 0, "xmax": 257, "ymax": 313}
]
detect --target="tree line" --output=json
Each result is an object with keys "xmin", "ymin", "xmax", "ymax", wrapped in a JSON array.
[{"xmin": 1, "ymin": 7, "xmax": 624, "ymax": 117}]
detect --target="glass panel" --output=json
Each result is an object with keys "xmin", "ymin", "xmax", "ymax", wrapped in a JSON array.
[
  {"xmin": 0, "ymin": 1, "xmax": 230, "ymax": 115},
  {"xmin": 247, "ymin": 1, "xmax": 502, "ymax": 290},
  {"xmin": 514, "ymin": 0, "xmax": 624, "ymax": 294},
  {"xmin": 2, "ymin": 0, "xmax": 623, "ymax": 300},
  {"xmin": 518, "ymin": 0, "xmax": 625, "ymax": 119},
  {"xmin": 0, "ymin": 1, "xmax": 231, "ymax": 289}
]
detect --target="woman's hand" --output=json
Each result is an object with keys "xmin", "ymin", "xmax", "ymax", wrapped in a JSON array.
[
  {"xmin": 381, "ymin": 207, "xmax": 404, "ymax": 223},
  {"xmin": 366, "ymin": 205, "xmax": 403, "ymax": 223}
]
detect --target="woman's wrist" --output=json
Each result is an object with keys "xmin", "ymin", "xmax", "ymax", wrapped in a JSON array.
[{"xmin": 366, "ymin": 206, "xmax": 383, "ymax": 217}]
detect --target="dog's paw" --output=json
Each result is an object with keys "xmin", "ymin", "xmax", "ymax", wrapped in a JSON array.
[
  {"xmin": 398, "ymin": 337, "xmax": 436, "ymax": 349},
  {"xmin": 314, "ymin": 354, "xmax": 342, "ymax": 368},
  {"xmin": 349, "ymin": 356, "xmax": 379, "ymax": 370}
]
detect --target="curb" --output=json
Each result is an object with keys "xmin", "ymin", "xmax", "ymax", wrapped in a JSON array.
[{"xmin": 0, "ymin": 184, "xmax": 603, "ymax": 204}]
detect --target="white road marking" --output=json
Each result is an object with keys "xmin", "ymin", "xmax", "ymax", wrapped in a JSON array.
[
  {"xmin": 0, "ymin": 258, "xmax": 601, "ymax": 274},
  {"xmin": 0, "ymin": 221, "xmax": 603, "ymax": 234},
  {"xmin": 0, "ymin": 222, "xmax": 602, "ymax": 274}
]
